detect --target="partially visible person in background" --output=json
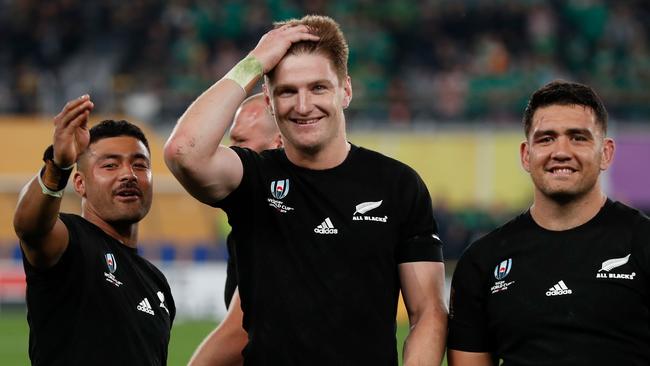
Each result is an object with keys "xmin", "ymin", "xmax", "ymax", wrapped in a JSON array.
[
  {"xmin": 448, "ymin": 80, "xmax": 650, "ymax": 366},
  {"xmin": 187, "ymin": 93, "xmax": 283, "ymax": 366},
  {"xmin": 224, "ymin": 92, "xmax": 283, "ymax": 309},
  {"xmin": 13, "ymin": 95, "xmax": 175, "ymax": 366}
]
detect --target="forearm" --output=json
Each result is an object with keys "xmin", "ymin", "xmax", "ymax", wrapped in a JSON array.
[
  {"xmin": 189, "ymin": 291, "xmax": 247, "ymax": 366},
  {"xmin": 13, "ymin": 170, "xmax": 64, "ymax": 243},
  {"xmin": 164, "ymin": 78, "xmax": 248, "ymax": 177},
  {"xmin": 403, "ymin": 305, "xmax": 448, "ymax": 366}
]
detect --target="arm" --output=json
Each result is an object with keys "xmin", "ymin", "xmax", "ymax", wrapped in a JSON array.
[
  {"xmin": 189, "ymin": 289, "xmax": 247, "ymax": 366},
  {"xmin": 13, "ymin": 96, "xmax": 93, "ymax": 268},
  {"xmin": 447, "ymin": 350, "xmax": 493, "ymax": 366},
  {"xmin": 399, "ymin": 261, "xmax": 448, "ymax": 366},
  {"xmin": 163, "ymin": 25, "xmax": 319, "ymax": 204}
]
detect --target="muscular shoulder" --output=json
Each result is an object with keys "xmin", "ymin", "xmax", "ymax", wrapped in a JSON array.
[{"xmin": 461, "ymin": 212, "xmax": 530, "ymax": 262}]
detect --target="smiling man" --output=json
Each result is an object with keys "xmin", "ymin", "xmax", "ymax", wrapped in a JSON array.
[
  {"xmin": 447, "ymin": 80, "xmax": 650, "ymax": 366},
  {"xmin": 13, "ymin": 96, "xmax": 175, "ymax": 365},
  {"xmin": 165, "ymin": 15, "xmax": 447, "ymax": 366}
]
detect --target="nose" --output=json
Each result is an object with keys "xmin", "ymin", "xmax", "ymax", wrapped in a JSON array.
[
  {"xmin": 551, "ymin": 136, "xmax": 572, "ymax": 161},
  {"xmin": 118, "ymin": 164, "xmax": 138, "ymax": 181},
  {"xmin": 295, "ymin": 90, "xmax": 312, "ymax": 115}
]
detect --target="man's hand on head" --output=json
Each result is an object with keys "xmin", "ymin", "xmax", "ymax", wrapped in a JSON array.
[{"xmin": 250, "ymin": 24, "xmax": 319, "ymax": 74}]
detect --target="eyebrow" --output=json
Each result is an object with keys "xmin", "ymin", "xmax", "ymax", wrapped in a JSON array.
[
  {"xmin": 273, "ymin": 79, "xmax": 335, "ymax": 92},
  {"xmin": 532, "ymin": 128, "xmax": 593, "ymax": 139},
  {"xmin": 97, "ymin": 153, "xmax": 150, "ymax": 162}
]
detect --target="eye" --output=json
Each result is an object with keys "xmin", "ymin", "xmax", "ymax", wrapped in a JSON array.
[
  {"xmin": 312, "ymin": 84, "xmax": 327, "ymax": 93},
  {"xmin": 102, "ymin": 163, "xmax": 117, "ymax": 169},
  {"xmin": 277, "ymin": 89, "xmax": 296, "ymax": 97},
  {"xmin": 572, "ymin": 134, "xmax": 588, "ymax": 141},
  {"xmin": 133, "ymin": 161, "xmax": 150, "ymax": 170},
  {"xmin": 536, "ymin": 136, "xmax": 554, "ymax": 144}
]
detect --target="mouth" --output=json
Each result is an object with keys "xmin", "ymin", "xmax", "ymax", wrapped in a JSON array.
[
  {"xmin": 113, "ymin": 188, "xmax": 142, "ymax": 200},
  {"xmin": 289, "ymin": 116, "xmax": 323, "ymax": 125},
  {"xmin": 547, "ymin": 167, "xmax": 577, "ymax": 176}
]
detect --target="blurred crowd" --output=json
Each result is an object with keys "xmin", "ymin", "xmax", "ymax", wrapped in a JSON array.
[{"xmin": 2, "ymin": 0, "xmax": 649, "ymax": 127}]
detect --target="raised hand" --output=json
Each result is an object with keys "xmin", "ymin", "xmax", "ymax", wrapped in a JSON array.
[
  {"xmin": 52, "ymin": 95, "xmax": 94, "ymax": 167},
  {"xmin": 250, "ymin": 24, "xmax": 320, "ymax": 73}
]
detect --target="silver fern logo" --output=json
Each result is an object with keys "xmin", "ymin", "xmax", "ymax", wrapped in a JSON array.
[
  {"xmin": 596, "ymin": 254, "xmax": 636, "ymax": 280},
  {"xmin": 354, "ymin": 200, "xmax": 382, "ymax": 215},
  {"xmin": 599, "ymin": 254, "xmax": 630, "ymax": 272},
  {"xmin": 352, "ymin": 200, "xmax": 388, "ymax": 223}
]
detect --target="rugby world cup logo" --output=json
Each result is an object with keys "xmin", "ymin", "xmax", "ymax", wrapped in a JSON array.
[
  {"xmin": 105, "ymin": 253, "xmax": 117, "ymax": 274},
  {"xmin": 494, "ymin": 258, "xmax": 512, "ymax": 280},
  {"xmin": 270, "ymin": 179, "xmax": 290, "ymax": 200}
]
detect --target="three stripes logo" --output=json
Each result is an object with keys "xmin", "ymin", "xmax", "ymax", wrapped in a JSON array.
[
  {"xmin": 314, "ymin": 217, "xmax": 338, "ymax": 235},
  {"xmin": 137, "ymin": 297, "xmax": 155, "ymax": 315},
  {"xmin": 545, "ymin": 280, "xmax": 572, "ymax": 296}
]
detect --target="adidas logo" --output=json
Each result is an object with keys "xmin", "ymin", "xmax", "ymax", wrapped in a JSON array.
[
  {"xmin": 545, "ymin": 280, "xmax": 573, "ymax": 296},
  {"xmin": 314, "ymin": 217, "xmax": 338, "ymax": 235},
  {"xmin": 137, "ymin": 297, "xmax": 155, "ymax": 315}
]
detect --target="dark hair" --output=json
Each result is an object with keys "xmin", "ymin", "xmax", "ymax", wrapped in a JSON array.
[
  {"xmin": 89, "ymin": 120, "xmax": 150, "ymax": 151},
  {"xmin": 268, "ymin": 15, "xmax": 349, "ymax": 82},
  {"xmin": 522, "ymin": 80, "xmax": 608, "ymax": 137}
]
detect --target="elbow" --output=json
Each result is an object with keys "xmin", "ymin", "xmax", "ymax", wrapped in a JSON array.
[{"xmin": 163, "ymin": 137, "xmax": 183, "ymax": 173}]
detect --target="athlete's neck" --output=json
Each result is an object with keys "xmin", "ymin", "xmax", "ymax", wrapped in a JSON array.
[
  {"xmin": 530, "ymin": 186, "xmax": 607, "ymax": 231},
  {"xmin": 82, "ymin": 208, "xmax": 139, "ymax": 248},
  {"xmin": 284, "ymin": 138, "xmax": 351, "ymax": 170}
]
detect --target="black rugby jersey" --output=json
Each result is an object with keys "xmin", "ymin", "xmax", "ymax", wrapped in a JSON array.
[
  {"xmin": 448, "ymin": 200, "xmax": 650, "ymax": 366},
  {"xmin": 23, "ymin": 213, "xmax": 175, "ymax": 366},
  {"xmin": 217, "ymin": 144, "xmax": 443, "ymax": 365}
]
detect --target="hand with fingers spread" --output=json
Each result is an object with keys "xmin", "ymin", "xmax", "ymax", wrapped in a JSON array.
[
  {"xmin": 250, "ymin": 24, "xmax": 320, "ymax": 73},
  {"xmin": 52, "ymin": 94, "xmax": 94, "ymax": 167}
]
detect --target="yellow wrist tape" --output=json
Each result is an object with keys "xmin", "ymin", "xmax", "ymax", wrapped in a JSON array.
[{"xmin": 224, "ymin": 55, "xmax": 263, "ymax": 91}]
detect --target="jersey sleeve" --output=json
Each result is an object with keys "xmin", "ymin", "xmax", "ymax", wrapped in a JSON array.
[
  {"xmin": 447, "ymin": 246, "xmax": 492, "ymax": 352},
  {"xmin": 395, "ymin": 167, "xmax": 443, "ymax": 263},
  {"xmin": 214, "ymin": 146, "xmax": 260, "ymax": 220},
  {"xmin": 22, "ymin": 213, "xmax": 80, "ymax": 280}
]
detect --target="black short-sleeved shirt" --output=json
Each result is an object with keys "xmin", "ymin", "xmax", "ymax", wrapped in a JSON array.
[
  {"xmin": 448, "ymin": 200, "xmax": 650, "ymax": 366},
  {"xmin": 22, "ymin": 213, "xmax": 175, "ymax": 366},
  {"xmin": 216, "ymin": 145, "xmax": 443, "ymax": 365}
]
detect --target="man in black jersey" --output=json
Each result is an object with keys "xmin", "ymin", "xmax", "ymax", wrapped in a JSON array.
[
  {"xmin": 448, "ymin": 81, "xmax": 650, "ymax": 366},
  {"xmin": 188, "ymin": 93, "xmax": 283, "ymax": 366},
  {"xmin": 13, "ymin": 96, "xmax": 175, "ymax": 366},
  {"xmin": 165, "ymin": 15, "xmax": 447, "ymax": 366}
]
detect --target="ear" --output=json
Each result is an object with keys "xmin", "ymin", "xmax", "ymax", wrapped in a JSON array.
[
  {"xmin": 73, "ymin": 171, "xmax": 86, "ymax": 197},
  {"xmin": 342, "ymin": 75, "xmax": 352, "ymax": 109},
  {"xmin": 600, "ymin": 137, "xmax": 615, "ymax": 171},
  {"xmin": 520, "ymin": 140, "xmax": 531, "ymax": 172},
  {"xmin": 273, "ymin": 133, "xmax": 283, "ymax": 149},
  {"xmin": 262, "ymin": 83, "xmax": 274, "ymax": 116}
]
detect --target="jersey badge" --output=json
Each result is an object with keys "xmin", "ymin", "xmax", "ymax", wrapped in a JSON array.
[
  {"xmin": 105, "ymin": 253, "xmax": 117, "ymax": 273},
  {"xmin": 596, "ymin": 254, "xmax": 636, "ymax": 280},
  {"xmin": 490, "ymin": 258, "xmax": 515, "ymax": 294},
  {"xmin": 104, "ymin": 252, "xmax": 123, "ymax": 287},
  {"xmin": 270, "ymin": 179, "xmax": 290, "ymax": 199},
  {"xmin": 268, "ymin": 179, "xmax": 294, "ymax": 213},
  {"xmin": 157, "ymin": 291, "xmax": 170, "ymax": 315},
  {"xmin": 352, "ymin": 200, "xmax": 388, "ymax": 223}
]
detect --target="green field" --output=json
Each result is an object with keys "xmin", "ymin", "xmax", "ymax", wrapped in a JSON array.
[{"xmin": 0, "ymin": 310, "xmax": 445, "ymax": 365}]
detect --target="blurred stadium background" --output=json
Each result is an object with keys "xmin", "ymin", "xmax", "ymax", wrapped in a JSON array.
[{"xmin": 1, "ymin": 0, "xmax": 649, "ymax": 365}]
